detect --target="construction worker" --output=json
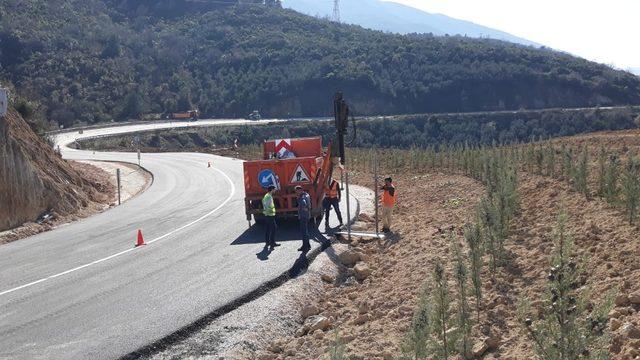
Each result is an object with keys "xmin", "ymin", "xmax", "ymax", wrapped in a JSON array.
[
  {"xmin": 380, "ymin": 177, "xmax": 396, "ymax": 233},
  {"xmin": 323, "ymin": 178, "xmax": 343, "ymax": 227},
  {"xmin": 295, "ymin": 185, "xmax": 311, "ymax": 253},
  {"xmin": 262, "ymin": 186, "xmax": 280, "ymax": 250}
]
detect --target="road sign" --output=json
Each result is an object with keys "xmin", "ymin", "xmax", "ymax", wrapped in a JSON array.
[
  {"xmin": 258, "ymin": 169, "xmax": 279, "ymax": 189},
  {"xmin": 290, "ymin": 164, "xmax": 311, "ymax": 183},
  {"xmin": 274, "ymin": 139, "xmax": 292, "ymax": 157}
]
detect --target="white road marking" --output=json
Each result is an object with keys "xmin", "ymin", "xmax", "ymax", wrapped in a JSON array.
[{"xmin": 0, "ymin": 167, "xmax": 236, "ymax": 297}]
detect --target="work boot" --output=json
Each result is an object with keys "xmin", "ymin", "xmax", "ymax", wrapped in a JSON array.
[{"xmin": 270, "ymin": 243, "xmax": 281, "ymax": 250}]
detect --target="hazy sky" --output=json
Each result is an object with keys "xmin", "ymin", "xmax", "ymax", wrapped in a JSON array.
[{"xmin": 384, "ymin": 0, "xmax": 639, "ymax": 70}]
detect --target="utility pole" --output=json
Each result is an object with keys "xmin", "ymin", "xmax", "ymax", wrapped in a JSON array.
[{"xmin": 332, "ymin": 0, "xmax": 340, "ymax": 22}]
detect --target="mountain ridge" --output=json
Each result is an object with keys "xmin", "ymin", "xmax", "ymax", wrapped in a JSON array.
[
  {"xmin": 1, "ymin": 1, "xmax": 639, "ymax": 128},
  {"xmin": 283, "ymin": 0, "xmax": 539, "ymax": 46}
]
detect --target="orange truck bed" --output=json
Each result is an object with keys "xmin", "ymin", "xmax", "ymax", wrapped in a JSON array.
[{"xmin": 243, "ymin": 137, "xmax": 334, "ymax": 221}]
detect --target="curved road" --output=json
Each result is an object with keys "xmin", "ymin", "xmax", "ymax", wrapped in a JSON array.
[{"xmin": 0, "ymin": 120, "xmax": 357, "ymax": 360}]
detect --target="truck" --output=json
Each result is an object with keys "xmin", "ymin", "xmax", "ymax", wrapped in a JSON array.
[
  {"xmin": 243, "ymin": 137, "xmax": 335, "ymax": 223},
  {"xmin": 168, "ymin": 110, "xmax": 199, "ymax": 121},
  {"xmin": 246, "ymin": 110, "xmax": 261, "ymax": 121}
]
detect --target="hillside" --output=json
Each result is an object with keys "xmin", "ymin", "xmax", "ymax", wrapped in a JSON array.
[
  {"xmin": 0, "ymin": 108, "xmax": 112, "ymax": 236},
  {"xmin": 1, "ymin": 0, "xmax": 640, "ymax": 128},
  {"xmin": 284, "ymin": 0, "xmax": 539, "ymax": 46}
]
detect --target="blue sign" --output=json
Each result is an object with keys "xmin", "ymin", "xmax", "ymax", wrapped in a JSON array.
[{"xmin": 258, "ymin": 169, "xmax": 278, "ymax": 189}]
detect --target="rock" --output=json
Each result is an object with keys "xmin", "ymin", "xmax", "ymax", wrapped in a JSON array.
[
  {"xmin": 354, "ymin": 313, "xmax": 370, "ymax": 325},
  {"xmin": 313, "ymin": 329, "xmax": 324, "ymax": 339},
  {"xmin": 304, "ymin": 315, "xmax": 332, "ymax": 333},
  {"xmin": 622, "ymin": 323, "xmax": 640, "ymax": 339},
  {"xmin": 630, "ymin": 292, "xmax": 640, "ymax": 304},
  {"xmin": 485, "ymin": 335, "xmax": 500, "ymax": 350},
  {"xmin": 257, "ymin": 352, "xmax": 277, "ymax": 360},
  {"xmin": 339, "ymin": 249, "xmax": 361, "ymax": 267},
  {"xmin": 472, "ymin": 342, "xmax": 490, "ymax": 358},
  {"xmin": 268, "ymin": 340, "xmax": 285, "ymax": 353},
  {"xmin": 301, "ymin": 304, "xmax": 319, "ymax": 319},
  {"xmin": 382, "ymin": 350, "xmax": 394, "ymax": 360},
  {"xmin": 358, "ymin": 213, "xmax": 374, "ymax": 222},
  {"xmin": 615, "ymin": 294, "xmax": 631, "ymax": 307},
  {"xmin": 611, "ymin": 318, "xmax": 622, "ymax": 331},
  {"xmin": 321, "ymin": 273, "xmax": 335, "ymax": 284},
  {"xmin": 294, "ymin": 327, "xmax": 306, "ymax": 337},
  {"xmin": 610, "ymin": 309, "xmax": 623, "ymax": 319},
  {"xmin": 354, "ymin": 262, "xmax": 373, "ymax": 281},
  {"xmin": 257, "ymin": 353, "xmax": 277, "ymax": 360},
  {"xmin": 358, "ymin": 301, "xmax": 370, "ymax": 314}
]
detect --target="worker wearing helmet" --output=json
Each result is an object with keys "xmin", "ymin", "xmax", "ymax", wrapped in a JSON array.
[
  {"xmin": 295, "ymin": 185, "xmax": 311, "ymax": 253},
  {"xmin": 323, "ymin": 178, "xmax": 343, "ymax": 228},
  {"xmin": 380, "ymin": 177, "xmax": 396, "ymax": 233},
  {"xmin": 262, "ymin": 186, "xmax": 280, "ymax": 250}
]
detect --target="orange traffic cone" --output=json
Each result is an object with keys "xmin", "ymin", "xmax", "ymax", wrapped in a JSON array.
[{"xmin": 135, "ymin": 229, "xmax": 146, "ymax": 247}]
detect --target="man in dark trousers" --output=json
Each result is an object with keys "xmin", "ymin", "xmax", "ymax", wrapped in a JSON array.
[
  {"xmin": 262, "ymin": 186, "xmax": 280, "ymax": 250},
  {"xmin": 323, "ymin": 177, "xmax": 343, "ymax": 228},
  {"xmin": 295, "ymin": 185, "xmax": 311, "ymax": 252}
]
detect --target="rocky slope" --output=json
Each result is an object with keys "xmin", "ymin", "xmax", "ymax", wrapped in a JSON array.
[{"xmin": 0, "ymin": 108, "xmax": 111, "ymax": 232}]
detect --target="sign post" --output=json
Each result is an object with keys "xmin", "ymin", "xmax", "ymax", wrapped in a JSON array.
[
  {"xmin": 116, "ymin": 168, "xmax": 122, "ymax": 205},
  {"xmin": 373, "ymin": 148, "xmax": 379, "ymax": 235}
]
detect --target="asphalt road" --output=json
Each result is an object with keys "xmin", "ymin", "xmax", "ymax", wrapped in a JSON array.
[{"xmin": 0, "ymin": 121, "xmax": 358, "ymax": 360}]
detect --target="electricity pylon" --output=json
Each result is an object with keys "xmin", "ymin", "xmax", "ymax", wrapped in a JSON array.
[{"xmin": 332, "ymin": 0, "xmax": 340, "ymax": 22}]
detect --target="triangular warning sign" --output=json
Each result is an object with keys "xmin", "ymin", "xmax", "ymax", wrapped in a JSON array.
[{"xmin": 291, "ymin": 164, "xmax": 311, "ymax": 183}]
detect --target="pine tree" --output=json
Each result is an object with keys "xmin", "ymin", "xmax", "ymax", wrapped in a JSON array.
[
  {"xmin": 452, "ymin": 236, "xmax": 472, "ymax": 358},
  {"xmin": 522, "ymin": 209, "xmax": 612, "ymax": 360},
  {"xmin": 465, "ymin": 222, "xmax": 484, "ymax": 322},
  {"xmin": 602, "ymin": 154, "xmax": 620, "ymax": 205},
  {"xmin": 621, "ymin": 155, "xmax": 640, "ymax": 225},
  {"xmin": 432, "ymin": 260, "xmax": 454, "ymax": 359}
]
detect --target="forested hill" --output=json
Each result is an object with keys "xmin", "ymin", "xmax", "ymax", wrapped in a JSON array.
[{"xmin": 1, "ymin": 0, "xmax": 640, "ymax": 128}]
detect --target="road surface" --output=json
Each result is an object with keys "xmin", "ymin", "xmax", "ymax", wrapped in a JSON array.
[{"xmin": 0, "ymin": 121, "xmax": 358, "ymax": 360}]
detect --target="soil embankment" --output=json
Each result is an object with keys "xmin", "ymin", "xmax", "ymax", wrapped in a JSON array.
[{"xmin": 0, "ymin": 108, "xmax": 114, "ymax": 242}]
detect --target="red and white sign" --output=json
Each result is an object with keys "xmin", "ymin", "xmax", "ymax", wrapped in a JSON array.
[{"xmin": 274, "ymin": 139, "xmax": 292, "ymax": 158}]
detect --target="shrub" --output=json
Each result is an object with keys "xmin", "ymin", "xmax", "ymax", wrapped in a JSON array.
[{"xmin": 621, "ymin": 155, "xmax": 640, "ymax": 224}]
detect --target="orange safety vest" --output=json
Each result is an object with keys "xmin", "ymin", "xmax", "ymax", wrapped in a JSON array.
[
  {"xmin": 381, "ymin": 184, "xmax": 396, "ymax": 207},
  {"xmin": 325, "ymin": 180, "xmax": 340, "ymax": 198}
]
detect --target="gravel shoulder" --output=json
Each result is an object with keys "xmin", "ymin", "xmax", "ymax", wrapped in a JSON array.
[
  {"xmin": 79, "ymin": 160, "xmax": 152, "ymax": 203},
  {"xmin": 142, "ymin": 184, "xmax": 375, "ymax": 360}
]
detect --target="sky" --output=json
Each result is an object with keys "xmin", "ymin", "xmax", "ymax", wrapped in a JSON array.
[{"xmin": 384, "ymin": 0, "xmax": 639, "ymax": 70}]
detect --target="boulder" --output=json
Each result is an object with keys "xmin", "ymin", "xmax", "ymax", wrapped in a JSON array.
[
  {"xmin": 339, "ymin": 250, "xmax": 361, "ymax": 266},
  {"xmin": 304, "ymin": 315, "xmax": 332, "ymax": 333},
  {"xmin": 629, "ymin": 291, "xmax": 640, "ymax": 304},
  {"xmin": 353, "ymin": 313, "xmax": 370, "ymax": 325},
  {"xmin": 622, "ymin": 323, "xmax": 640, "ymax": 339},
  {"xmin": 301, "ymin": 304, "xmax": 319, "ymax": 319},
  {"xmin": 321, "ymin": 273, "xmax": 335, "ymax": 284},
  {"xmin": 611, "ymin": 318, "xmax": 622, "ymax": 331},
  {"xmin": 615, "ymin": 294, "xmax": 630, "ymax": 307},
  {"xmin": 354, "ymin": 262, "xmax": 373, "ymax": 281}
]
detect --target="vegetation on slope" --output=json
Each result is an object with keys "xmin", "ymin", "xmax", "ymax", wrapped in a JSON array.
[{"xmin": 1, "ymin": 0, "xmax": 640, "ymax": 128}]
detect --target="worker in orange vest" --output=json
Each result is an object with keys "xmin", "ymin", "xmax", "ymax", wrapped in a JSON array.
[
  {"xmin": 323, "ymin": 178, "xmax": 343, "ymax": 227},
  {"xmin": 380, "ymin": 177, "xmax": 396, "ymax": 233}
]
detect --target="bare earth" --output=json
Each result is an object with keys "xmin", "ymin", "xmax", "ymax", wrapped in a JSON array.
[{"xmin": 0, "ymin": 160, "xmax": 151, "ymax": 245}]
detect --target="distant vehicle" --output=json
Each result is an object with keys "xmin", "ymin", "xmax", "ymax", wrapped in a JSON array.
[
  {"xmin": 247, "ymin": 110, "xmax": 261, "ymax": 121},
  {"xmin": 168, "ymin": 110, "xmax": 199, "ymax": 121}
]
